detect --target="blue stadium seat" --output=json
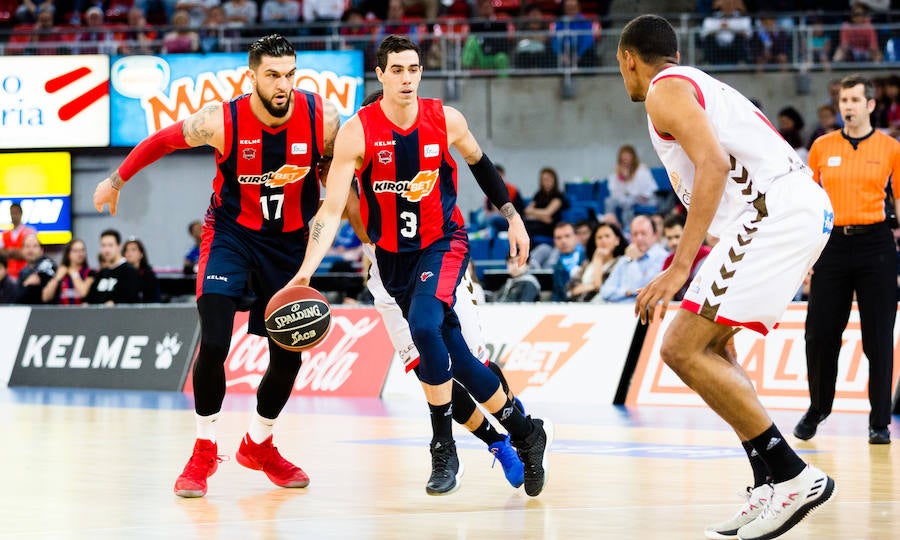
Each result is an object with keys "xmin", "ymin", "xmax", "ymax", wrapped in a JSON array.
[
  {"xmin": 595, "ymin": 179, "xmax": 610, "ymax": 215},
  {"xmin": 469, "ymin": 237, "xmax": 491, "ymax": 261},
  {"xmin": 651, "ymin": 167, "xmax": 672, "ymax": 192},
  {"xmin": 565, "ymin": 181, "xmax": 597, "ymax": 202},
  {"xmin": 562, "ymin": 206, "xmax": 592, "ymax": 224}
]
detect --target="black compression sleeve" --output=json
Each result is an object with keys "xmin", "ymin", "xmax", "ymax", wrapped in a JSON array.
[{"xmin": 468, "ymin": 153, "xmax": 511, "ymax": 211}]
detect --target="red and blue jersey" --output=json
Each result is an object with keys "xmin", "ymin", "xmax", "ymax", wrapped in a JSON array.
[
  {"xmin": 356, "ymin": 97, "xmax": 466, "ymax": 253},
  {"xmin": 211, "ymin": 89, "xmax": 323, "ymax": 233}
]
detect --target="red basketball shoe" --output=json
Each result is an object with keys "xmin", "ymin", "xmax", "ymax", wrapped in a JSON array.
[
  {"xmin": 235, "ymin": 434, "xmax": 310, "ymax": 488},
  {"xmin": 174, "ymin": 439, "xmax": 222, "ymax": 498}
]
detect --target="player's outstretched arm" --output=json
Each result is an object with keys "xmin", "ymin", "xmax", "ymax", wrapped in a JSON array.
[
  {"xmin": 93, "ymin": 104, "xmax": 225, "ymax": 216},
  {"xmin": 634, "ymin": 77, "xmax": 730, "ymax": 323},
  {"xmin": 288, "ymin": 116, "xmax": 364, "ymax": 287},
  {"xmin": 444, "ymin": 106, "xmax": 529, "ymax": 267}
]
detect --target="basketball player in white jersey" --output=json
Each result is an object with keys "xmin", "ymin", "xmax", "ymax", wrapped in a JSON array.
[{"xmin": 617, "ymin": 15, "xmax": 835, "ymax": 540}]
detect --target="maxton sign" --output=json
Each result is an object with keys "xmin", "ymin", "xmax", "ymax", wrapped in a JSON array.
[
  {"xmin": 185, "ymin": 307, "xmax": 394, "ymax": 397},
  {"xmin": 9, "ymin": 306, "xmax": 199, "ymax": 391}
]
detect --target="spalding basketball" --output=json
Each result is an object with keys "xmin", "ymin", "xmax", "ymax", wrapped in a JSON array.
[{"xmin": 264, "ymin": 285, "xmax": 332, "ymax": 352}]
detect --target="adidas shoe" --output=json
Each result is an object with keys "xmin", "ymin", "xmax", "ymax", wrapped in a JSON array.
[
  {"xmin": 174, "ymin": 439, "xmax": 222, "ymax": 498},
  {"xmin": 704, "ymin": 484, "xmax": 773, "ymax": 539},
  {"xmin": 489, "ymin": 435, "xmax": 524, "ymax": 488},
  {"xmin": 737, "ymin": 465, "xmax": 835, "ymax": 540},
  {"xmin": 513, "ymin": 417, "xmax": 553, "ymax": 497},
  {"xmin": 426, "ymin": 439, "xmax": 464, "ymax": 495},
  {"xmin": 235, "ymin": 434, "xmax": 310, "ymax": 488}
]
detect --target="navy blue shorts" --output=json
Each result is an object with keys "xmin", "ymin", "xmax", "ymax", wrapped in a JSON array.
[
  {"xmin": 197, "ymin": 209, "xmax": 308, "ymax": 336},
  {"xmin": 375, "ymin": 229, "xmax": 469, "ymax": 317}
]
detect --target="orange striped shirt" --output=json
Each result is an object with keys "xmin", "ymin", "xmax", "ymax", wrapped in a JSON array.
[{"xmin": 808, "ymin": 129, "xmax": 900, "ymax": 226}]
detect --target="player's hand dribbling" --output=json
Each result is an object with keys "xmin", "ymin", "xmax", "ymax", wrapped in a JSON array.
[
  {"xmin": 94, "ymin": 178, "xmax": 120, "ymax": 216},
  {"xmin": 634, "ymin": 266, "xmax": 686, "ymax": 325}
]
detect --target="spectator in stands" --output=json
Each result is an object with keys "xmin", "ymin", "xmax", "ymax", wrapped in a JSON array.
[
  {"xmin": 749, "ymin": 13, "xmax": 791, "ymax": 70},
  {"xmin": 1, "ymin": 204, "xmax": 37, "ymax": 282},
  {"xmin": 462, "ymin": 0, "xmax": 511, "ymax": 74},
  {"xmin": 27, "ymin": 6, "xmax": 60, "ymax": 55},
  {"xmin": 542, "ymin": 221, "xmax": 584, "ymax": 301},
  {"xmin": 16, "ymin": 234, "xmax": 57, "ymax": 305},
  {"xmin": 162, "ymin": 8, "xmax": 200, "ymax": 52},
  {"xmin": 175, "ymin": 0, "xmax": 219, "ymax": 28},
  {"xmin": 41, "ymin": 238, "xmax": 95, "ymax": 305},
  {"xmin": 806, "ymin": 18, "xmax": 831, "ymax": 70},
  {"xmin": 74, "ymin": 6, "xmax": 116, "ymax": 54},
  {"xmin": 403, "ymin": 0, "xmax": 437, "ymax": 21},
  {"xmin": 124, "ymin": 237, "xmax": 161, "ymax": 303},
  {"xmin": 524, "ymin": 166, "xmax": 566, "ymax": 245},
  {"xmin": 551, "ymin": 0, "xmax": 598, "ymax": 68},
  {"xmin": 599, "ymin": 214, "xmax": 667, "ymax": 303},
  {"xmin": 806, "ymin": 104, "xmax": 839, "ymax": 148},
  {"xmin": 15, "ymin": 0, "xmax": 54, "ymax": 23},
  {"xmin": 833, "ymin": 4, "xmax": 881, "ymax": 63},
  {"xmin": 222, "ymin": 0, "xmax": 257, "ymax": 27},
  {"xmin": 605, "ymin": 144, "xmax": 657, "ymax": 230},
  {"xmin": 882, "ymin": 75, "xmax": 900, "ymax": 138},
  {"xmin": 514, "ymin": 3, "xmax": 554, "ymax": 69},
  {"xmin": 303, "ymin": 0, "xmax": 343, "ymax": 29},
  {"xmin": 183, "ymin": 220, "xmax": 202, "ymax": 274},
  {"xmin": 699, "ymin": 0, "xmax": 751, "ymax": 65},
  {"xmin": 261, "ymin": 0, "xmax": 299, "ymax": 25},
  {"xmin": 87, "ymin": 229, "xmax": 140, "ymax": 305},
  {"xmin": 338, "ymin": 8, "xmax": 376, "ymax": 69},
  {"xmin": 117, "ymin": 7, "xmax": 157, "ymax": 55},
  {"xmin": 494, "ymin": 254, "xmax": 541, "ymax": 303},
  {"xmin": 483, "ymin": 164, "xmax": 526, "ymax": 241},
  {"xmin": 200, "ymin": 4, "xmax": 230, "ymax": 53},
  {"xmin": 569, "ymin": 221, "xmax": 625, "ymax": 302},
  {"xmin": 135, "ymin": 0, "xmax": 179, "ymax": 24},
  {"xmin": 777, "ymin": 106, "xmax": 808, "ymax": 162},
  {"xmin": 0, "ymin": 254, "xmax": 19, "ymax": 304},
  {"xmin": 661, "ymin": 214, "xmax": 711, "ymax": 301},
  {"xmin": 376, "ymin": 0, "xmax": 419, "ymax": 43},
  {"xmin": 573, "ymin": 219, "xmax": 595, "ymax": 251},
  {"xmin": 326, "ymin": 220, "xmax": 364, "ymax": 271}
]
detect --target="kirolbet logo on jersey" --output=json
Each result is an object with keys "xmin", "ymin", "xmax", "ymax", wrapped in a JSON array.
[
  {"xmin": 238, "ymin": 164, "xmax": 311, "ymax": 187},
  {"xmin": 373, "ymin": 169, "xmax": 439, "ymax": 203}
]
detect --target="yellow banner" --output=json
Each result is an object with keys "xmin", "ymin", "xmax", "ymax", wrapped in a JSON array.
[{"xmin": 0, "ymin": 153, "xmax": 71, "ymax": 196}]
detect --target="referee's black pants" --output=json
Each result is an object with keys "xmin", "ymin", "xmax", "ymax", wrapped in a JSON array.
[{"xmin": 805, "ymin": 222, "xmax": 897, "ymax": 429}]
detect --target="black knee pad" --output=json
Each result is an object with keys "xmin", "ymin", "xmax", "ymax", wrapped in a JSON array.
[{"xmin": 451, "ymin": 380, "xmax": 477, "ymax": 425}]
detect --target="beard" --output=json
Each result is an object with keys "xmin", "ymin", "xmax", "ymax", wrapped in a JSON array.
[{"xmin": 258, "ymin": 88, "xmax": 292, "ymax": 118}]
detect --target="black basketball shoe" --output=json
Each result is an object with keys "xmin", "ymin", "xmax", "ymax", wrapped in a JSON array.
[
  {"xmin": 425, "ymin": 439, "xmax": 464, "ymax": 495},
  {"xmin": 513, "ymin": 417, "xmax": 554, "ymax": 497}
]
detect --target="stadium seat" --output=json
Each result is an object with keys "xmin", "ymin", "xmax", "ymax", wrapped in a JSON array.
[{"xmin": 469, "ymin": 237, "xmax": 491, "ymax": 261}]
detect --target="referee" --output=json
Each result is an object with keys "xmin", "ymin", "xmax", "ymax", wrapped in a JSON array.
[{"xmin": 795, "ymin": 74, "xmax": 900, "ymax": 445}]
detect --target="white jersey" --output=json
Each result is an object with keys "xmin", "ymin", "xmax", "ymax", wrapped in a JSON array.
[{"xmin": 647, "ymin": 66, "xmax": 809, "ymax": 237}]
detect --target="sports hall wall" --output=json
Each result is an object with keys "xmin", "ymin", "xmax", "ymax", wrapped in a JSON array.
[{"xmin": 70, "ymin": 70, "xmax": 875, "ymax": 270}]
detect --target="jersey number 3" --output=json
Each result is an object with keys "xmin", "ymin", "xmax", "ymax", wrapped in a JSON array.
[{"xmin": 400, "ymin": 211, "xmax": 417, "ymax": 238}]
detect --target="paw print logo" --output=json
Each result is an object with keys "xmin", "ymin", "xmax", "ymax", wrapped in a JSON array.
[{"xmin": 155, "ymin": 333, "xmax": 182, "ymax": 369}]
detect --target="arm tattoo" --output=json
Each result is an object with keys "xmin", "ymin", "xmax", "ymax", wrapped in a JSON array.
[
  {"xmin": 184, "ymin": 105, "xmax": 217, "ymax": 143},
  {"xmin": 311, "ymin": 219, "xmax": 325, "ymax": 245},
  {"xmin": 499, "ymin": 202, "xmax": 517, "ymax": 220},
  {"xmin": 110, "ymin": 172, "xmax": 123, "ymax": 191},
  {"xmin": 323, "ymin": 101, "xmax": 340, "ymax": 158}
]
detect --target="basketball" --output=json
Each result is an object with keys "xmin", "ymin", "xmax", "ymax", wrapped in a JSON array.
[{"xmin": 264, "ymin": 285, "xmax": 332, "ymax": 352}]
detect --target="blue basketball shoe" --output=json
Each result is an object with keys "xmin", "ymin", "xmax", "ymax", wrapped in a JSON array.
[{"xmin": 489, "ymin": 435, "xmax": 524, "ymax": 488}]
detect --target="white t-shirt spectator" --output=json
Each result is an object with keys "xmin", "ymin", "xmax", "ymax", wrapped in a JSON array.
[
  {"xmin": 302, "ymin": 0, "xmax": 344, "ymax": 22},
  {"xmin": 261, "ymin": 0, "xmax": 300, "ymax": 23}
]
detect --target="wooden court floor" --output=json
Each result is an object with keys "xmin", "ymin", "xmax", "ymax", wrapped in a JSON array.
[{"xmin": 0, "ymin": 387, "xmax": 897, "ymax": 540}]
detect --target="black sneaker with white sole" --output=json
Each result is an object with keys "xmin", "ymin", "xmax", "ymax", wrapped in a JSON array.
[
  {"xmin": 512, "ymin": 417, "xmax": 553, "ymax": 497},
  {"xmin": 425, "ymin": 439, "xmax": 463, "ymax": 496}
]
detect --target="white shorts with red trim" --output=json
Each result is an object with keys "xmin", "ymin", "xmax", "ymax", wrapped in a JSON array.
[
  {"xmin": 362, "ymin": 243, "xmax": 488, "ymax": 372},
  {"xmin": 681, "ymin": 173, "xmax": 832, "ymax": 335}
]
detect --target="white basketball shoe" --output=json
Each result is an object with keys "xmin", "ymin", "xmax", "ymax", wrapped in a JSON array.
[
  {"xmin": 737, "ymin": 465, "xmax": 835, "ymax": 540},
  {"xmin": 704, "ymin": 483, "xmax": 773, "ymax": 539}
]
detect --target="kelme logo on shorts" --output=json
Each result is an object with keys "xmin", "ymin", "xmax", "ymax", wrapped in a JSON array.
[
  {"xmin": 373, "ymin": 170, "xmax": 439, "ymax": 203},
  {"xmin": 238, "ymin": 164, "xmax": 311, "ymax": 187}
]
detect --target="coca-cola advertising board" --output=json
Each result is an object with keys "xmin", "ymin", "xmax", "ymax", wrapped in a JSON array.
[{"xmin": 185, "ymin": 307, "xmax": 394, "ymax": 397}]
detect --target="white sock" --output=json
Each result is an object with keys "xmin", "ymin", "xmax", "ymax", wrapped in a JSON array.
[
  {"xmin": 248, "ymin": 413, "xmax": 276, "ymax": 444},
  {"xmin": 195, "ymin": 412, "xmax": 220, "ymax": 442}
]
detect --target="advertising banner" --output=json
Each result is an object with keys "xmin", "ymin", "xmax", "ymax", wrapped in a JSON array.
[
  {"xmin": 381, "ymin": 304, "xmax": 639, "ymax": 404},
  {"xmin": 0, "ymin": 55, "xmax": 110, "ymax": 149},
  {"xmin": 8, "ymin": 306, "xmax": 200, "ymax": 391},
  {"xmin": 0, "ymin": 306, "xmax": 31, "ymax": 387},
  {"xmin": 187, "ymin": 307, "xmax": 393, "ymax": 397},
  {"xmin": 0, "ymin": 152, "xmax": 72, "ymax": 245},
  {"xmin": 109, "ymin": 51, "xmax": 364, "ymax": 147},
  {"xmin": 626, "ymin": 303, "xmax": 900, "ymax": 411}
]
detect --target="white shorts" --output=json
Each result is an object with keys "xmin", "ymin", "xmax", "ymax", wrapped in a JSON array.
[
  {"xmin": 681, "ymin": 173, "xmax": 833, "ymax": 335},
  {"xmin": 362, "ymin": 243, "xmax": 488, "ymax": 371}
]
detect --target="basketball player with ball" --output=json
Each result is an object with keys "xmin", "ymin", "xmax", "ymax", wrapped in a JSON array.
[
  {"xmin": 94, "ymin": 35, "xmax": 338, "ymax": 498},
  {"xmin": 286, "ymin": 35, "xmax": 551, "ymax": 497}
]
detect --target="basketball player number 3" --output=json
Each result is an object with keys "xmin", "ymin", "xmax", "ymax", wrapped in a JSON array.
[
  {"xmin": 260, "ymin": 194, "xmax": 284, "ymax": 221},
  {"xmin": 400, "ymin": 211, "xmax": 417, "ymax": 238}
]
